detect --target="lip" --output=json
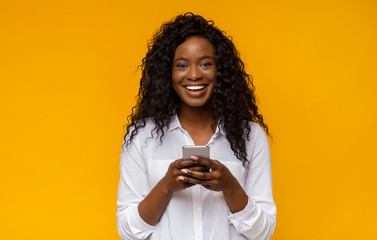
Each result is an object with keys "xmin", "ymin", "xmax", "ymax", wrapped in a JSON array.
[{"xmin": 183, "ymin": 83, "xmax": 208, "ymax": 87}]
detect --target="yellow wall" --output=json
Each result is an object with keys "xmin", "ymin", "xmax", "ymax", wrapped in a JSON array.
[{"xmin": 1, "ymin": 0, "xmax": 376, "ymax": 239}]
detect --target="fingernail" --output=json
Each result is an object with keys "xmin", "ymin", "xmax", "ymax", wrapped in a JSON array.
[
  {"xmin": 181, "ymin": 169, "xmax": 188, "ymax": 174},
  {"xmin": 191, "ymin": 156, "xmax": 199, "ymax": 160},
  {"xmin": 177, "ymin": 176, "xmax": 184, "ymax": 181}
]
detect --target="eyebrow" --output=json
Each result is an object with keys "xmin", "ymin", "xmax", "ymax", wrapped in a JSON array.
[{"xmin": 173, "ymin": 56, "xmax": 215, "ymax": 62}]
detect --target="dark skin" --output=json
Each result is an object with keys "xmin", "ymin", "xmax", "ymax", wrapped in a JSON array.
[{"xmin": 138, "ymin": 36, "xmax": 248, "ymax": 226}]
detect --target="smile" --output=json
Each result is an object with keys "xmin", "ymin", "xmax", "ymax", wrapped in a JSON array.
[{"xmin": 184, "ymin": 85, "xmax": 207, "ymax": 91}]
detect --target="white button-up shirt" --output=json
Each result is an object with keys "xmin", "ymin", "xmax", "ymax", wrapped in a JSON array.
[{"xmin": 116, "ymin": 115, "xmax": 276, "ymax": 240}]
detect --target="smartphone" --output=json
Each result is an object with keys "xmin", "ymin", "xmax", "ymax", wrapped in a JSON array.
[{"xmin": 182, "ymin": 145, "xmax": 210, "ymax": 160}]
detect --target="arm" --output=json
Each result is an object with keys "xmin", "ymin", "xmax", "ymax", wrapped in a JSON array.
[
  {"xmin": 116, "ymin": 141, "xmax": 156, "ymax": 240},
  {"xmin": 180, "ymin": 125, "xmax": 276, "ymax": 239},
  {"xmin": 228, "ymin": 125, "xmax": 276, "ymax": 240},
  {"xmin": 116, "ymin": 139, "xmax": 200, "ymax": 239},
  {"xmin": 138, "ymin": 159, "xmax": 197, "ymax": 225}
]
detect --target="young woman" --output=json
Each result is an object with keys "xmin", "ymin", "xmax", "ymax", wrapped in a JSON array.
[{"xmin": 116, "ymin": 13, "xmax": 276, "ymax": 240}]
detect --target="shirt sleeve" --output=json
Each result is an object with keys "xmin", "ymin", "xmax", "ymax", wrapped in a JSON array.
[
  {"xmin": 228, "ymin": 124, "xmax": 277, "ymax": 240},
  {"xmin": 116, "ymin": 137, "xmax": 157, "ymax": 240}
]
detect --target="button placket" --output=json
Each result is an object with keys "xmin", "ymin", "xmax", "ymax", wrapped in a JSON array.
[
  {"xmin": 182, "ymin": 126, "xmax": 203, "ymax": 239},
  {"xmin": 192, "ymin": 185, "xmax": 203, "ymax": 240}
]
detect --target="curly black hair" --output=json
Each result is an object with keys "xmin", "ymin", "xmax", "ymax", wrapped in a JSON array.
[{"xmin": 124, "ymin": 12, "xmax": 269, "ymax": 166}]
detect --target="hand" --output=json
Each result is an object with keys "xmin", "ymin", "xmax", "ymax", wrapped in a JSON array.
[
  {"xmin": 179, "ymin": 156, "xmax": 237, "ymax": 192},
  {"xmin": 180, "ymin": 156, "xmax": 248, "ymax": 213},
  {"xmin": 161, "ymin": 158, "xmax": 207, "ymax": 193},
  {"xmin": 138, "ymin": 158, "xmax": 208, "ymax": 226}
]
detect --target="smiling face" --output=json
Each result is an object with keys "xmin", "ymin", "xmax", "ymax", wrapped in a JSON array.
[{"xmin": 172, "ymin": 36, "xmax": 216, "ymax": 108}]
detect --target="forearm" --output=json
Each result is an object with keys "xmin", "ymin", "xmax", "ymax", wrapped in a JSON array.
[
  {"xmin": 138, "ymin": 178, "xmax": 173, "ymax": 226},
  {"xmin": 222, "ymin": 178, "xmax": 248, "ymax": 213}
]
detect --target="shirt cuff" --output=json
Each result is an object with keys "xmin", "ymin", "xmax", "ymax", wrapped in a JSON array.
[
  {"xmin": 228, "ymin": 198, "xmax": 256, "ymax": 230},
  {"xmin": 128, "ymin": 205, "xmax": 157, "ymax": 237}
]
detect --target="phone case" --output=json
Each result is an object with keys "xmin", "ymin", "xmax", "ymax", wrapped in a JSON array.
[{"xmin": 182, "ymin": 145, "xmax": 210, "ymax": 160}]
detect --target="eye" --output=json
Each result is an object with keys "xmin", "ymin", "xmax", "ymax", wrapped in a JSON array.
[
  {"xmin": 176, "ymin": 63, "xmax": 188, "ymax": 68},
  {"xmin": 201, "ymin": 62, "xmax": 213, "ymax": 68}
]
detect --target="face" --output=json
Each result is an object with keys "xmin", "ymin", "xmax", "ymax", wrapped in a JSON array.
[{"xmin": 172, "ymin": 36, "xmax": 216, "ymax": 108}]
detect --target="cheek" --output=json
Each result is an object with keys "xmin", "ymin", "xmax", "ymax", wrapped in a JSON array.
[
  {"xmin": 172, "ymin": 70, "xmax": 184, "ymax": 82},
  {"xmin": 208, "ymin": 69, "xmax": 216, "ymax": 82},
  {"xmin": 212, "ymin": 73, "xmax": 216, "ymax": 82},
  {"xmin": 171, "ymin": 73, "xmax": 181, "ymax": 92}
]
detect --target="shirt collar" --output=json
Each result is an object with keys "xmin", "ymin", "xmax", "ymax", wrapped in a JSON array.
[
  {"xmin": 167, "ymin": 114, "xmax": 183, "ymax": 132},
  {"xmin": 216, "ymin": 122, "xmax": 226, "ymax": 137}
]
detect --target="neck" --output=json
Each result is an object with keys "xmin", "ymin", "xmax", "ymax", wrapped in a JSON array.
[{"xmin": 177, "ymin": 103, "xmax": 214, "ymax": 130}]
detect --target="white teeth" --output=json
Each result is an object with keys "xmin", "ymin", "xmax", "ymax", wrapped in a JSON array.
[{"xmin": 185, "ymin": 85, "xmax": 205, "ymax": 90}]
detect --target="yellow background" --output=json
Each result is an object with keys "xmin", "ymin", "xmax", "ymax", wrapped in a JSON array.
[{"xmin": 1, "ymin": 0, "xmax": 376, "ymax": 239}]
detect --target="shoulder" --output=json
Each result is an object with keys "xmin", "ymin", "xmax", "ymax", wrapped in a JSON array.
[
  {"xmin": 247, "ymin": 121, "xmax": 268, "ymax": 141},
  {"xmin": 126, "ymin": 119, "xmax": 157, "ymax": 140},
  {"xmin": 123, "ymin": 118, "xmax": 159, "ymax": 149},
  {"xmin": 245, "ymin": 121, "xmax": 270, "ymax": 157}
]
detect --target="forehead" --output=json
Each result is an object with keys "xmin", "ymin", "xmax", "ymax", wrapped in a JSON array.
[{"xmin": 174, "ymin": 36, "xmax": 215, "ymax": 58}]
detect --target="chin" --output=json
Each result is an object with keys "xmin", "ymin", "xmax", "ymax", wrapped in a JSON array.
[{"xmin": 182, "ymin": 99, "xmax": 212, "ymax": 108}]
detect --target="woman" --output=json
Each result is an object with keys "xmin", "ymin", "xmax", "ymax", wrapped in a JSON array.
[{"xmin": 116, "ymin": 13, "xmax": 276, "ymax": 240}]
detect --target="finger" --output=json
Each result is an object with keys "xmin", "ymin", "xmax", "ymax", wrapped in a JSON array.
[
  {"xmin": 178, "ymin": 176, "xmax": 202, "ymax": 185},
  {"xmin": 177, "ymin": 178, "xmax": 195, "ymax": 188},
  {"xmin": 173, "ymin": 159, "xmax": 195, "ymax": 169},
  {"xmin": 191, "ymin": 156, "xmax": 216, "ymax": 170},
  {"xmin": 189, "ymin": 166, "xmax": 210, "ymax": 172},
  {"xmin": 181, "ymin": 168, "xmax": 212, "ymax": 180}
]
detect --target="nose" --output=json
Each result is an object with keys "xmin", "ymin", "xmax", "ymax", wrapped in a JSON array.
[{"xmin": 187, "ymin": 66, "xmax": 203, "ymax": 81}]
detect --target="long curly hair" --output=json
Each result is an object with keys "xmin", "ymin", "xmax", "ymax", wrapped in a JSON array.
[{"xmin": 124, "ymin": 12, "xmax": 269, "ymax": 166}]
